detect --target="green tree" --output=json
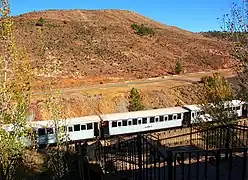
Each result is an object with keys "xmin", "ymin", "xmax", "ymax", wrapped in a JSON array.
[
  {"xmin": 200, "ymin": 73, "xmax": 233, "ymax": 103},
  {"xmin": 197, "ymin": 73, "xmax": 235, "ymax": 127},
  {"xmin": 175, "ymin": 61, "xmax": 183, "ymax": 74},
  {"xmin": 127, "ymin": 87, "xmax": 144, "ymax": 112},
  {"xmin": 0, "ymin": 0, "xmax": 33, "ymax": 179}
]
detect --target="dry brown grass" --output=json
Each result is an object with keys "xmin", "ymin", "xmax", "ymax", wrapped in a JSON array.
[{"xmin": 2, "ymin": 9, "xmax": 235, "ymax": 89}]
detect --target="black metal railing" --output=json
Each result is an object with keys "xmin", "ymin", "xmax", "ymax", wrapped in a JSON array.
[
  {"xmin": 95, "ymin": 134, "xmax": 169, "ymax": 180},
  {"xmin": 158, "ymin": 124, "xmax": 248, "ymax": 150},
  {"xmin": 94, "ymin": 122, "xmax": 248, "ymax": 180},
  {"xmin": 95, "ymin": 136, "xmax": 248, "ymax": 180},
  {"xmin": 167, "ymin": 147, "xmax": 248, "ymax": 180}
]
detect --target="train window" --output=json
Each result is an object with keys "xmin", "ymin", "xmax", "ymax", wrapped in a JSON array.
[
  {"xmin": 81, "ymin": 125, "xmax": 86, "ymax": 130},
  {"xmin": 168, "ymin": 115, "xmax": 173, "ymax": 121},
  {"xmin": 159, "ymin": 116, "xmax": 164, "ymax": 122},
  {"xmin": 47, "ymin": 128, "xmax": 54, "ymax": 134},
  {"xmin": 236, "ymin": 106, "xmax": 241, "ymax": 110},
  {"xmin": 128, "ymin": 121, "xmax": 132, "ymax": 126},
  {"xmin": 133, "ymin": 119, "xmax": 138, "ymax": 125},
  {"xmin": 87, "ymin": 123, "xmax": 93, "ymax": 130},
  {"xmin": 112, "ymin": 121, "xmax": 117, "ymax": 128},
  {"xmin": 123, "ymin": 120, "xmax": 127, "ymax": 126},
  {"xmin": 142, "ymin": 118, "xmax": 147, "ymax": 124},
  {"xmin": 192, "ymin": 113, "xmax": 195, "ymax": 118},
  {"xmin": 138, "ymin": 119, "xmax": 141, "ymax": 124},
  {"xmin": 164, "ymin": 116, "xmax": 168, "ymax": 121},
  {"xmin": 173, "ymin": 115, "xmax": 177, "ymax": 120},
  {"xmin": 118, "ymin": 122, "xmax": 122, "ymax": 127},
  {"xmin": 74, "ymin": 124, "xmax": 80, "ymax": 131},
  {"xmin": 177, "ymin": 114, "xmax": 181, "ymax": 119},
  {"xmin": 155, "ymin": 117, "xmax": 159, "ymax": 122},
  {"xmin": 150, "ymin": 117, "xmax": 155, "ymax": 123},
  {"xmin": 68, "ymin": 126, "xmax": 73, "ymax": 132},
  {"xmin": 38, "ymin": 128, "xmax": 46, "ymax": 136},
  {"xmin": 197, "ymin": 112, "xmax": 200, "ymax": 116}
]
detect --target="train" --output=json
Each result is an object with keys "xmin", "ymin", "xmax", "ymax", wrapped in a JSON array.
[{"xmin": 1, "ymin": 99, "xmax": 247, "ymax": 146}]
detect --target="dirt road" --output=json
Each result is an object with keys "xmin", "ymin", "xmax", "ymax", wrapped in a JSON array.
[{"xmin": 33, "ymin": 69, "xmax": 234, "ymax": 96}]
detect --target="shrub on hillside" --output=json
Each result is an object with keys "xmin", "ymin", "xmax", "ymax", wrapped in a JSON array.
[
  {"xmin": 131, "ymin": 23, "xmax": 154, "ymax": 36},
  {"xmin": 175, "ymin": 61, "xmax": 183, "ymax": 74},
  {"xmin": 35, "ymin": 17, "xmax": 45, "ymax": 27}
]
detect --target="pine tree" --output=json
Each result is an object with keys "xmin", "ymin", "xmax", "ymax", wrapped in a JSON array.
[
  {"xmin": 127, "ymin": 87, "xmax": 145, "ymax": 112},
  {"xmin": 175, "ymin": 61, "xmax": 183, "ymax": 74}
]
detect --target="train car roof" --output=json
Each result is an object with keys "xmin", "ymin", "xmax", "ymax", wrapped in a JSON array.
[
  {"xmin": 65, "ymin": 115, "xmax": 101, "ymax": 124},
  {"xmin": 31, "ymin": 106, "xmax": 189, "ymax": 125},
  {"xmin": 32, "ymin": 115, "xmax": 101, "ymax": 127},
  {"xmin": 183, "ymin": 104, "xmax": 202, "ymax": 111},
  {"xmin": 99, "ymin": 106, "xmax": 189, "ymax": 121}
]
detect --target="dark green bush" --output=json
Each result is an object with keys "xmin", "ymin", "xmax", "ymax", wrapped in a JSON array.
[
  {"xmin": 36, "ymin": 17, "xmax": 45, "ymax": 27},
  {"xmin": 131, "ymin": 23, "xmax": 154, "ymax": 36},
  {"xmin": 175, "ymin": 61, "xmax": 183, "ymax": 74}
]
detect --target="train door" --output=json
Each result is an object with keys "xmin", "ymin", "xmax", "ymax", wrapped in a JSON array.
[
  {"xmin": 182, "ymin": 112, "xmax": 191, "ymax": 127},
  {"xmin": 94, "ymin": 122, "xmax": 100, "ymax": 137},
  {"xmin": 100, "ymin": 121, "xmax": 110, "ymax": 138},
  {"xmin": 242, "ymin": 104, "xmax": 248, "ymax": 118}
]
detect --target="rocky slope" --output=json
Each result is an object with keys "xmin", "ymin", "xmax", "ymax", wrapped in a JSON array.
[{"xmin": 5, "ymin": 9, "xmax": 235, "ymax": 89}]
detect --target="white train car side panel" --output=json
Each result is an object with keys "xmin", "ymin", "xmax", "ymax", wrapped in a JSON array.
[
  {"xmin": 65, "ymin": 115, "xmax": 100, "ymax": 141},
  {"xmin": 102, "ymin": 107, "xmax": 189, "ymax": 136}
]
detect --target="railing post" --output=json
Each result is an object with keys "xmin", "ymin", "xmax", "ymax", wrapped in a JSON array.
[
  {"xmin": 137, "ymin": 134, "xmax": 143, "ymax": 180},
  {"xmin": 167, "ymin": 150, "xmax": 173, "ymax": 180},
  {"xmin": 206, "ymin": 130, "xmax": 209, "ymax": 150},
  {"xmin": 190, "ymin": 124, "xmax": 192, "ymax": 146},
  {"xmin": 242, "ymin": 148, "xmax": 247, "ymax": 180},
  {"xmin": 225, "ymin": 126, "xmax": 230, "ymax": 160},
  {"xmin": 103, "ymin": 137, "xmax": 106, "ymax": 169}
]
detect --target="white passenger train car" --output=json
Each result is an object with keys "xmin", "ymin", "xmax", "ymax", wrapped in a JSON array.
[
  {"xmin": 65, "ymin": 115, "xmax": 101, "ymax": 141},
  {"xmin": 101, "ymin": 107, "xmax": 189, "ymax": 136},
  {"xmin": 33, "ymin": 115, "xmax": 102, "ymax": 145}
]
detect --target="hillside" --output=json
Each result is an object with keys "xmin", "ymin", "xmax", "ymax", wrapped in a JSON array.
[{"xmin": 5, "ymin": 9, "xmax": 235, "ymax": 89}]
